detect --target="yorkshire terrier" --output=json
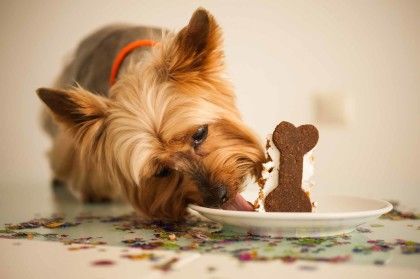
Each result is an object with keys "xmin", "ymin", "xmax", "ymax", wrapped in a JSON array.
[{"xmin": 37, "ymin": 8, "xmax": 265, "ymax": 220}]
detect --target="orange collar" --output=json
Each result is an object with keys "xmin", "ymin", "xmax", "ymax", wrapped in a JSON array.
[{"xmin": 109, "ymin": 39, "xmax": 157, "ymax": 86}]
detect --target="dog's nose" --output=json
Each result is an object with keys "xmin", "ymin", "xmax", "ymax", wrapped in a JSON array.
[{"xmin": 216, "ymin": 185, "xmax": 228, "ymax": 204}]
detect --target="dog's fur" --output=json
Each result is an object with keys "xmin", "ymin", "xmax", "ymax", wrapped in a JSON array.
[{"xmin": 37, "ymin": 8, "xmax": 265, "ymax": 220}]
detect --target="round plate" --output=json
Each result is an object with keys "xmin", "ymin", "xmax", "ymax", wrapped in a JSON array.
[{"xmin": 188, "ymin": 195, "xmax": 393, "ymax": 237}]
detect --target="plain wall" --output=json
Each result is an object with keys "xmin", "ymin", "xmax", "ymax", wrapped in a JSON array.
[{"xmin": 0, "ymin": 0, "xmax": 419, "ymax": 207}]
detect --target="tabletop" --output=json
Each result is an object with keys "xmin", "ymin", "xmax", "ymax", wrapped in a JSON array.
[{"xmin": 0, "ymin": 183, "xmax": 419, "ymax": 278}]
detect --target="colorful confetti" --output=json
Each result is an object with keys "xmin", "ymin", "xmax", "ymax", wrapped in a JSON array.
[
  {"xmin": 62, "ymin": 237, "xmax": 107, "ymax": 246},
  {"xmin": 5, "ymin": 216, "xmax": 80, "ymax": 230},
  {"xmin": 396, "ymin": 239, "xmax": 420, "ymax": 254},
  {"xmin": 68, "ymin": 245, "xmax": 95, "ymax": 251},
  {"xmin": 122, "ymin": 253, "xmax": 160, "ymax": 261},
  {"xmin": 2, "ymin": 209, "xmax": 419, "ymax": 268},
  {"xmin": 381, "ymin": 201, "xmax": 420, "ymax": 220}
]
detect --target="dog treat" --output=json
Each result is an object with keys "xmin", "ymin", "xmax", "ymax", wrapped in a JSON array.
[
  {"xmin": 261, "ymin": 121, "xmax": 318, "ymax": 212},
  {"xmin": 253, "ymin": 135, "xmax": 316, "ymax": 212},
  {"xmin": 255, "ymin": 136, "xmax": 316, "ymax": 211}
]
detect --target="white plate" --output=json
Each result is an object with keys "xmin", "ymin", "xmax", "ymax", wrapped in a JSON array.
[{"xmin": 188, "ymin": 195, "xmax": 393, "ymax": 237}]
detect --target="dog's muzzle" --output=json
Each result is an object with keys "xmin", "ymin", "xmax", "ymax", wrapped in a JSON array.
[{"xmin": 201, "ymin": 184, "xmax": 229, "ymax": 208}]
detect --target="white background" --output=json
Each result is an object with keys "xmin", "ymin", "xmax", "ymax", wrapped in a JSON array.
[{"xmin": 0, "ymin": 0, "xmax": 418, "ymax": 207}]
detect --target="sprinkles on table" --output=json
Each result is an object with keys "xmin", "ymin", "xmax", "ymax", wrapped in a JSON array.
[
  {"xmin": 4, "ymin": 215, "xmax": 80, "ymax": 230},
  {"xmin": 1, "ymin": 208, "xmax": 419, "ymax": 267},
  {"xmin": 381, "ymin": 201, "xmax": 420, "ymax": 220},
  {"xmin": 91, "ymin": 259, "xmax": 115, "ymax": 266}
]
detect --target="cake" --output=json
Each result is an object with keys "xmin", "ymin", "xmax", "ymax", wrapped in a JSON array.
[{"xmin": 254, "ymin": 121, "xmax": 319, "ymax": 212}]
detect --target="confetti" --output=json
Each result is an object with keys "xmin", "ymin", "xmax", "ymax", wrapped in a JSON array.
[
  {"xmin": 2, "ymin": 208, "xmax": 419, "ymax": 268},
  {"xmin": 298, "ymin": 265, "xmax": 318, "ymax": 271},
  {"xmin": 62, "ymin": 237, "xmax": 107, "ymax": 246},
  {"xmin": 5, "ymin": 216, "xmax": 80, "ymax": 230},
  {"xmin": 91, "ymin": 259, "xmax": 115, "ymax": 266},
  {"xmin": 370, "ymin": 224, "xmax": 384, "ymax": 228},
  {"xmin": 381, "ymin": 201, "xmax": 420, "ymax": 220},
  {"xmin": 122, "ymin": 253, "xmax": 160, "ymax": 261},
  {"xmin": 356, "ymin": 227, "xmax": 372, "ymax": 233},
  {"xmin": 396, "ymin": 239, "xmax": 420, "ymax": 254},
  {"xmin": 237, "ymin": 250, "xmax": 258, "ymax": 261},
  {"xmin": 153, "ymin": 257, "xmax": 179, "ymax": 272},
  {"xmin": 207, "ymin": 266, "xmax": 216, "ymax": 273},
  {"xmin": 68, "ymin": 245, "xmax": 94, "ymax": 251},
  {"xmin": 284, "ymin": 255, "xmax": 350, "ymax": 263},
  {"xmin": 44, "ymin": 221, "xmax": 80, "ymax": 229},
  {"xmin": 280, "ymin": 256, "xmax": 297, "ymax": 263},
  {"xmin": 374, "ymin": 259, "xmax": 385, "ymax": 265},
  {"xmin": 0, "ymin": 231, "xmax": 39, "ymax": 240}
]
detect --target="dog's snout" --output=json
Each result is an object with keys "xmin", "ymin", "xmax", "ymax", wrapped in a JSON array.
[
  {"xmin": 201, "ymin": 184, "xmax": 229, "ymax": 208},
  {"xmin": 216, "ymin": 184, "xmax": 228, "ymax": 204}
]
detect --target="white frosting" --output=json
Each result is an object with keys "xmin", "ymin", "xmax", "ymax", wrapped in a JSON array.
[{"xmin": 257, "ymin": 134, "xmax": 316, "ymax": 212}]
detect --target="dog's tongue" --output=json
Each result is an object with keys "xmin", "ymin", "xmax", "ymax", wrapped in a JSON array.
[{"xmin": 222, "ymin": 194, "xmax": 254, "ymax": 211}]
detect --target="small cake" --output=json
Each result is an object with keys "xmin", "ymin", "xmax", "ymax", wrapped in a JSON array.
[{"xmin": 254, "ymin": 121, "xmax": 319, "ymax": 212}]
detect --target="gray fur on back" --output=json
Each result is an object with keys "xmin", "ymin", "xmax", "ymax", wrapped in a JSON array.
[
  {"xmin": 43, "ymin": 24, "xmax": 163, "ymax": 137},
  {"xmin": 55, "ymin": 24, "xmax": 163, "ymax": 96}
]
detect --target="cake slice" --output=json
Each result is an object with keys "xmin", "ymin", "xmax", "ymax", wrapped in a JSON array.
[{"xmin": 255, "ymin": 121, "xmax": 319, "ymax": 212}]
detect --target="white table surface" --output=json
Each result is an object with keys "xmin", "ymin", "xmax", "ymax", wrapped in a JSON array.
[{"xmin": 0, "ymin": 182, "xmax": 419, "ymax": 278}]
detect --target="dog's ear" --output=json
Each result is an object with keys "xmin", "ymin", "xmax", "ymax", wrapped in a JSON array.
[
  {"xmin": 168, "ymin": 8, "xmax": 224, "ymax": 79},
  {"xmin": 37, "ymin": 87, "xmax": 109, "ymax": 129}
]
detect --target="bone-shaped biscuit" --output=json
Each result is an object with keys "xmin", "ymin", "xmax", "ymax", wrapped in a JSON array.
[{"xmin": 264, "ymin": 121, "xmax": 319, "ymax": 212}]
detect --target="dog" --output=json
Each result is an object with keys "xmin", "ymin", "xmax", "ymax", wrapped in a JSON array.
[{"xmin": 37, "ymin": 8, "xmax": 265, "ymax": 220}]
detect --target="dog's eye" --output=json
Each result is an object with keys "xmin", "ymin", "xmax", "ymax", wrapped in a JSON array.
[
  {"xmin": 155, "ymin": 166, "xmax": 172, "ymax": 177},
  {"xmin": 192, "ymin": 125, "xmax": 208, "ymax": 146}
]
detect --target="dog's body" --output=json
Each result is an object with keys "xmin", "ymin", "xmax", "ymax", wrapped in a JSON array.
[
  {"xmin": 39, "ymin": 9, "xmax": 265, "ymax": 220},
  {"xmin": 43, "ymin": 25, "xmax": 164, "ymax": 202}
]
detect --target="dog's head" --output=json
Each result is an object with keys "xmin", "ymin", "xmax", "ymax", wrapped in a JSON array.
[{"xmin": 37, "ymin": 8, "xmax": 265, "ymax": 220}]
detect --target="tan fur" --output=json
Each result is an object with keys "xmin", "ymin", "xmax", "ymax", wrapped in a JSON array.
[{"xmin": 38, "ymin": 8, "xmax": 265, "ymax": 220}]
